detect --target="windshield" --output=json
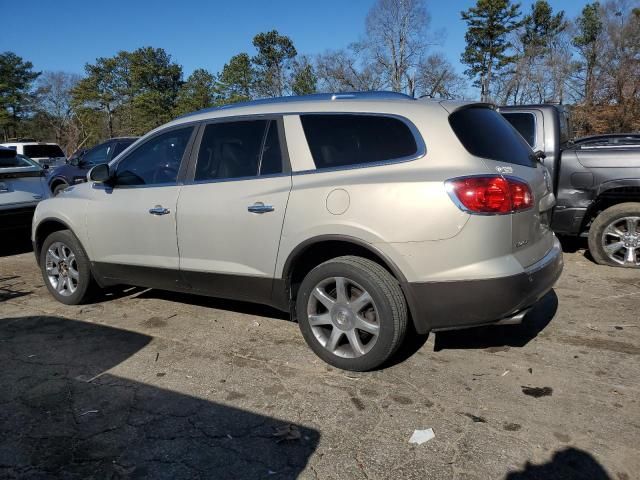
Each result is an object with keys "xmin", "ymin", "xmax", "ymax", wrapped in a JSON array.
[{"xmin": 23, "ymin": 144, "xmax": 65, "ymax": 159}]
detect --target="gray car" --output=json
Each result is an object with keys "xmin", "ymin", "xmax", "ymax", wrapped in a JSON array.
[
  {"xmin": 32, "ymin": 92, "xmax": 563, "ymax": 371},
  {"xmin": 1, "ymin": 147, "xmax": 50, "ymax": 231}
]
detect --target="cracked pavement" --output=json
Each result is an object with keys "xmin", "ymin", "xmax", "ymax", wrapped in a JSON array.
[{"xmin": 0, "ymin": 234, "xmax": 639, "ymax": 479}]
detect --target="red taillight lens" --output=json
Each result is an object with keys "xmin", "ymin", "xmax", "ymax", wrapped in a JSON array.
[{"xmin": 446, "ymin": 176, "xmax": 532, "ymax": 214}]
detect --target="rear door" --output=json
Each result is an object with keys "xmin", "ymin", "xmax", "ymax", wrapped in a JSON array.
[
  {"xmin": 449, "ymin": 106, "xmax": 554, "ymax": 267},
  {"xmin": 176, "ymin": 118, "xmax": 292, "ymax": 304}
]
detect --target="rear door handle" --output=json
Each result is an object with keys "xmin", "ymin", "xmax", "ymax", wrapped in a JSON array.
[
  {"xmin": 247, "ymin": 202, "xmax": 274, "ymax": 214},
  {"xmin": 149, "ymin": 205, "xmax": 170, "ymax": 215}
]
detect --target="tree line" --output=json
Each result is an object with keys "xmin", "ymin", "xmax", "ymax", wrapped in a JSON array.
[{"xmin": 1, "ymin": 0, "xmax": 638, "ymax": 155}]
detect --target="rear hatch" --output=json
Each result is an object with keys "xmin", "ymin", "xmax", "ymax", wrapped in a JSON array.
[
  {"xmin": 0, "ymin": 151, "xmax": 48, "ymax": 208},
  {"xmin": 448, "ymin": 105, "xmax": 555, "ymax": 267}
]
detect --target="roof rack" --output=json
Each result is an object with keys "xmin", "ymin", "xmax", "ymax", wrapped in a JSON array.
[{"xmin": 178, "ymin": 91, "xmax": 415, "ymax": 119}]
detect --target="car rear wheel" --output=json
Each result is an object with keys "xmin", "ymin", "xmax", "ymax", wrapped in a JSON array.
[
  {"xmin": 588, "ymin": 202, "xmax": 640, "ymax": 268},
  {"xmin": 40, "ymin": 230, "xmax": 97, "ymax": 304},
  {"xmin": 52, "ymin": 182, "xmax": 68, "ymax": 196},
  {"xmin": 296, "ymin": 256, "xmax": 408, "ymax": 371}
]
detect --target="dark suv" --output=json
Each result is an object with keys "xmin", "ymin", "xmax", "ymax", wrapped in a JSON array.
[{"xmin": 48, "ymin": 137, "xmax": 137, "ymax": 195}]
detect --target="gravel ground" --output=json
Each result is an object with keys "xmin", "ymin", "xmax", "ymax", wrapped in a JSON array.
[{"xmin": 0, "ymin": 233, "xmax": 638, "ymax": 479}]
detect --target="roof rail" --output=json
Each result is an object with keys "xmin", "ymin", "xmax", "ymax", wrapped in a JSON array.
[{"xmin": 177, "ymin": 91, "xmax": 415, "ymax": 119}]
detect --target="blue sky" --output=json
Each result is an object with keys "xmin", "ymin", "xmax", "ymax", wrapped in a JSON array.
[{"xmin": 4, "ymin": 0, "xmax": 588, "ymax": 80}]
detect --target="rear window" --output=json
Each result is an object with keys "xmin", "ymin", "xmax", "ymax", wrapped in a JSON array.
[
  {"xmin": 300, "ymin": 114, "xmax": 418, "ymax": 169},
  {"xmin": 23, "ymin": 144, "xmax": 65, "ymax": 159},
  {"xmin": 450, "ymin": 107, "xmax": 535, "ymax": 167},
  {"xmin": 501, "ymin": 112, "xmax": 536, "ymax": 147}
]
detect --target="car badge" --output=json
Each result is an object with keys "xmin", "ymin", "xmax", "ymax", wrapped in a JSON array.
[{"xmin": 495, "ymin": 166, "xmax": 513, "ymax": 174}]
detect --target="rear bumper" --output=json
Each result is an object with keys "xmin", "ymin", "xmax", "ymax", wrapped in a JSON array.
[{"xmin": 402, "ymin": 237, "xmax": 563, "ymax": 333}]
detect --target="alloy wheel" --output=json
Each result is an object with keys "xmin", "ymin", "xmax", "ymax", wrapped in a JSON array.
[
  {"xmin": 45, "ymin": 241, "xmax": 80, "ymax": 296},
  {"xmin": 306, "ymin": 276, "xmax": 380, "ymax": 358},
  {"xmin": 601, "ymin": 216, "xmax": 640, "ymax": 266}
]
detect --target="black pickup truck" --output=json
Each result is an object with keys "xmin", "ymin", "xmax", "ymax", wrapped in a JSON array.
[{"xmin": 499, "ymin": 104, "xmax": 640, "ymax": 268}]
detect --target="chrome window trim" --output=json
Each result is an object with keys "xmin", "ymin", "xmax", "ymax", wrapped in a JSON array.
[{"xmin": 187, "ymin": 171, "xmax": 291, "ymax": 186}]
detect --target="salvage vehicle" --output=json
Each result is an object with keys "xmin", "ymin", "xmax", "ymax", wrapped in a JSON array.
[
  {"xmin": 32, "ymin": 92, "xmax": 563, "ymax": 371},
  {"xmin": 0, "ymin": 147, "xmax": 50, "ymax": 231},
  {"xmin": 499, "ymin": 105, "xmax": 640, "ymax": 268},
  {"xmin": 0, "ymin": 141, "xmax": 66, "ymax": 168},
  {"xmin": 48, "ymin": 137, "xmax": 137, "ymax": 195}
]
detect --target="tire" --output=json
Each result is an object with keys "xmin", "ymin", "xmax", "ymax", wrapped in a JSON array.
[
  {"xmin": 588, "ymin": 202, "xmax": 640, "ymax": 268},
  {"xmin": 52, "ymin": 182, "xmax": 69, "ymax": 196},
  {"xmin": 39, "ymin": 229, "xmax": 97, "ymax": 304},
  {"xmin": 296, "ymin": 256, "xmax": 408, "ymax": 371}
]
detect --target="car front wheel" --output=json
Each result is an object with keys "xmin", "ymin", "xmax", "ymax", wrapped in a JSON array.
[
  {"xmin": 296, "ymin": 256, "xmax": 408, "ymax": 371},
  {"xmin": 40, "ymin": 229, "xmax": 96, "ymax": 304}
]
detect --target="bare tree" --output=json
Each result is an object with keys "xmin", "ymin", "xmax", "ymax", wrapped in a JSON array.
[
  {"xmin": 361, "ymin": 0, "xmax": 434, "ymax": 94},
  {"xmin": 315, "ymin": 49, "xmax": 386, "ymax": 92},
  {"xmin": 415, "ymin": 53, "xmax": 467, "ymax": 99},
  {"xmin": 34, "ymin": 71, "xmax": 82, "ymax": 152}
]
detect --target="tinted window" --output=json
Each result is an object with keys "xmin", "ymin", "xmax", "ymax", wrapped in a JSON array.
[
  {"xmin": 501, "ymin": 112, "xmax": 536, "ymax": 147},
  {"xmin": 112, "ymin": 140, "xmax": 135, "ymax": 159},
  {"xmin": 449, "ymin": 107, "xmax": 535, "ymax": 167},
  {"xmin": 115, "ymin": 127, "xmax": 193, "ymax": 186},
  {"xmin": 300, "ymin": 115, "xmax": 418, "ymax": 169},
  {"xmin": 195, "ymin": 120, "xmax": 268, "ymax": 181},
  {"xmin": 259, "ymin": 121, "xmax": 283, "ymax": 175},
  {"xmin": 0, "ymin": 150, "xmax": 39, "ymax": 168},
  {"xmin": 82, "ymin": 143, "xmax": 111, "ymax": 165},
  {"xmin": 23, "ymin": 144, "xmax": 65, "ymax": 158}
]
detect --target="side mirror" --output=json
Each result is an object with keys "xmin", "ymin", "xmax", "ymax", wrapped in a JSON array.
[{"xmin": 88, "ymin": 163, "xmax": 111, "ymax": 183}]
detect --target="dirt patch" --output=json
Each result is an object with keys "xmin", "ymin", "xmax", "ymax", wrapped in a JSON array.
[
  {"xmin": 522, "ymin": 386, "xmax": 553, "ymax": 398},
  {"xmin": 503, "ymin": 423, "xmax": 522, "ymax": 431},
  {"xmin": 554, "ymin": 335, "xmax": 640, "ymax": 355},
  {"xmin": 140, "ymin": 317, "xmax": 167, "ymax": 328}
]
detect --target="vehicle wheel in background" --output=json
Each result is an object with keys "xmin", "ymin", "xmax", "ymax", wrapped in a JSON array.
[
  {"xmin": 39, "ymin": 229, "xmax": 97, "ymax": 304},
  {"xmin": 296, "ymin": 256, "xmax": 408, "ymax": 371},
  {"xmin": 588, "ymin": 202, "xmax": 640, "ymax": 268},
  {"xmin": 52, "ymin": 182, "xmax": 69, "ymax": 196}
]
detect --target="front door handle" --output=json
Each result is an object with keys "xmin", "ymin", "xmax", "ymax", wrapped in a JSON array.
[
  {"xmin": 247, "ymin": 202, "xmax": 274, "ymax": 214},
  {"xmin": 149, "ymin": 205, "xmax": 170, "ymax": 216}
]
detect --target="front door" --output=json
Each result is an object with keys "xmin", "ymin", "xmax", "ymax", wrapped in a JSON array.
[
  {"xmin": 177, "ymin": 119, "xmax": 292, "ymax": 304},
  {"xmin": 85, "ymin": 125, "xmax": 196, "ymax": 289}
]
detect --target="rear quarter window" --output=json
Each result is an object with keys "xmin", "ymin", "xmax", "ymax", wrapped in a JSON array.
[
  {"xmin": 300, "ymin": 114, "xmax": 418, "ymax": 169},
  {"xmin": 450, "ymin": 107, "xmax": 536, "ymax": 167}
]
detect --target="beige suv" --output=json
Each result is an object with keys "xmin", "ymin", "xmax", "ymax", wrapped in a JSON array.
[{"xmin": 32, "ymin": 92, "xmax": 563, "ymax": 371}]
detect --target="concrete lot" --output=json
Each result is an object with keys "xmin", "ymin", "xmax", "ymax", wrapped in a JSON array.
[{"xmin": 1, "ymin": 233, "xmax": 639, "ymax": 479}]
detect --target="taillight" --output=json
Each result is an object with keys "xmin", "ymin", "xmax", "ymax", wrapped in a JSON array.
[{"xmin": 445, "ymin": 175, "xmax": 532, "ymax": 214}]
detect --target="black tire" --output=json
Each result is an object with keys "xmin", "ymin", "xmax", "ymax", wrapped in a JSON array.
[
  {"xmin": 296, "ymin": 256, "xmax": 408, "ymax": 371},
  {"xmin": 39, "ymin": 229, "xmax": 97, "ymax": 305},
  {"xmin": 588, "ymin": 202, "xmax": 640, "ymax": 268},
  {"xmin": 52, "ymin": 182, "xmax": 69, "ymax": 196}
]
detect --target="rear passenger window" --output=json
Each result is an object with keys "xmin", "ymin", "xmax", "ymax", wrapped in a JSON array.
[
  {"xmin": 449, "ymin": 107, "xmax": 536, "ymax": 168},
  {"xmin": 300, "ymin": 115, "xmax": 418, "ymax": 169},
  {"xmin": 195, "ymin": 120, "xmax": 283, "ymax": 181},
  {"xmin": 501, "ymin": 112, "xmax": 536, "ymax": 148}
]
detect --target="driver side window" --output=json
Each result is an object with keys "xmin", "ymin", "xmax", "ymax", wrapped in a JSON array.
[
  {"xmin": 82, "ymin": 143, "xmax": 111, "ymax": 165},
  {"xmin": 115, "ymin": 127, "xmax": 193, "ymax": 186}
]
